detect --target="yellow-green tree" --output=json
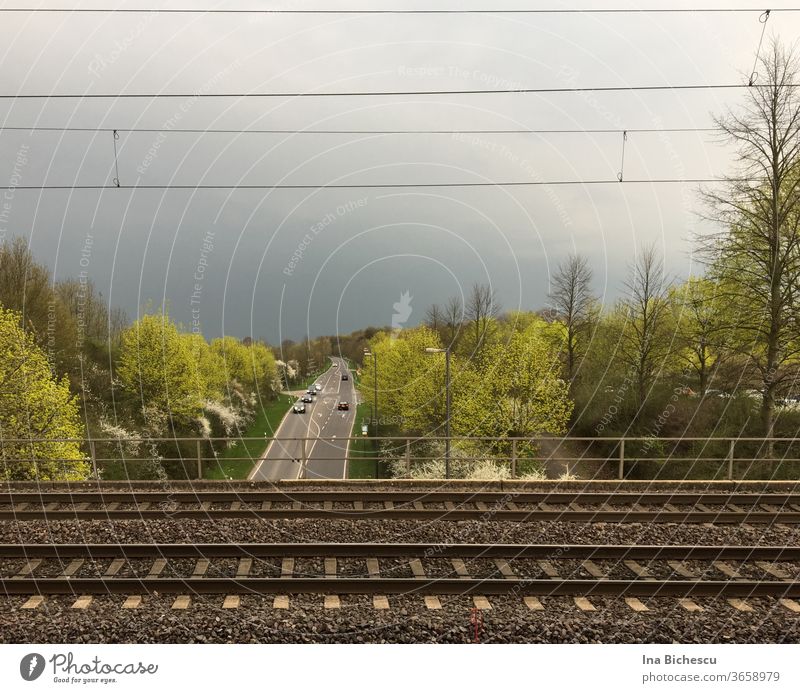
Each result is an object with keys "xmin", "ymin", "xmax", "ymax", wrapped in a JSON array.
[
  {"xmin": 455, "ymin": 324, "xmax": 573, "ymax": 441},
  {"xmin": 248, "ymin": 341, "xmax": 277, "ymax": 394},
  {"xmin": 117, "ymin": 311, "xmax": 203, "ymax": 422},
  {"xmin": 182, "ymin": 332, "xmax": 226, "ymax": 400},
  {"xmin": 361, "ymin": 326, "xmax": 445, "ymax": 432},
  {"xmin": 0, "ymin": 304, "xmax": 88, "ymax": 480},
  {"xmin": 211, "ymin": 336, "xmax": 251, "ymax": 386},
  {"xmin": 667, "ymin": 277, "xmax": 729, "ymax": 395}
]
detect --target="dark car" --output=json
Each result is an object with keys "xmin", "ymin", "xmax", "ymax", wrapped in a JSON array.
[
  {"xmin": 337, "ymin": 401, "xmax": 349, "ymax": 411},
  {"xmin": 293, "ymin": 403, "xmax": 306, "ymax": 414},
  {"xmin": 341, "ymin": 373, "xmax": 349, "ymax": 381},
  {"xmin": 307, "ymin": 388, "xmax": 316, "ymax": 395},
  {"xmin": 302, "ymin": 395, "xmax": 313, "ymax": 403}
]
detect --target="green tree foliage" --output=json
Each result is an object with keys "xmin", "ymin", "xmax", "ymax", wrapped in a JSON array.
[
  {"xmin": 360, "ymin": 327, "xmax": 446, "ymax": 431},
  {"xmin": 701, "ymin": 40, "xmax": 800, "ymax": 439},
  {"xmin": 211, "ymin": 336, "xmax": 250, "ymax": 387},
  {"xmin": 667, "ymin": 277, "xmax": 729, "ymax": 395},
  {"xmin": 615, "ymin": 245, "xmax": 673, "ymax": 413},
  {"xmin": 0, "ymin": 304, "xmax": 88, "ymax": 480},
  {"xmin": 117, "ymin": 312, "xmax": 203, "ymax": 423},
  {"xmin": 0, "ymin": 237, "xmax": 78, "ymax": 373},
  {"xmin": 454, "ymin": 323, "xmax": 573, "ymax": 441},
  {"xmin": 182, "ymin": 332, "xmax": 226, "ymax": 400},
  {"xmin": 248, "ymin": 341, "xmax": 277, "ymax": 394}
]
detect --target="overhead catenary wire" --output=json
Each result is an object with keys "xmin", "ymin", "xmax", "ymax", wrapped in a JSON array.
[
  {"xmin": 0, "ymin": 84, "xmax": 792, "ymax": 99},
  {"xmin": 749, "ymin": 9, "xmax": 772, "ymax": 85},
  {"xmin": 0, "ymin": 6, "xmax": 792, "ymax": 15},
  {"xmin": 9, "ymin": 179, "xmax": 753, "ymax": 191},
  {"xmin": 0, "ymin": 125, "xmax": 724, "ymax": 135},
  {"xmin": 617, "ymin": 130, "xmax": 628, "ymax": 182},
  {"xmin": 111, "ymin": 129, "xmax": 120, "ymax": 187}
]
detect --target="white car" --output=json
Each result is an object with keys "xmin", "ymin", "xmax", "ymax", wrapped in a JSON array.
[{"xmin": 314, "ymin": 384, "xmax": 322, "ymax": 392}]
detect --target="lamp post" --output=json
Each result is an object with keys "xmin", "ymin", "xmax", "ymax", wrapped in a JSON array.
[
  {"xmin": 363, "ymin": 348, "xmax": 378, "ymax": 437},
  {"xmin": 363, "ymin": 347, "xmax": 379, "ymax": 478},
  {"xmin": 424, "ymin": 347, "xmax": 451, "ymax": 479}
]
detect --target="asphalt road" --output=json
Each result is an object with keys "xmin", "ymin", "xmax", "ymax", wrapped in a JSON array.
[{"xmin": 249, "ymin": 357, "xmax": 356, "ymax": 481}]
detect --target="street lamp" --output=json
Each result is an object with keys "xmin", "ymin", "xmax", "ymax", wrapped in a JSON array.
[
  {"xmin": 424, "ymin": 347, "xmax": 451, "ymax": 479},
  {"xmin": 363, "ymin": 348, "xmax": 378, "ymax": 438},
  {"xmin": 364, "ymin": 347, "xmax": 380, "ymax": 478}
]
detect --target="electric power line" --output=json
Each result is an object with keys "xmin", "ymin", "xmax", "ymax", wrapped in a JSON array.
[
  {"xmin": 0, "ymin": 125, "xmax": 722, "ymax": 135},
  {"xmin": 0, "ymin": 84, "xmax": 788, "ymax": 99},
  {"xmin": 10, "ymin": 179, "xmax": 750, "ymax": 191},
  {"xmin": 0, "ymin": 6, "xmax": 794, "ymax": 14}
]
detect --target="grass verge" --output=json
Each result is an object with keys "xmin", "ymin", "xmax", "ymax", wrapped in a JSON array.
[
  {"xmin": 347, "ymin": 400, "xmax": 380, "ymax": 479},
  {"xmin": 203, "ymin": 393, "xmax": 296, "ymax": 480}
]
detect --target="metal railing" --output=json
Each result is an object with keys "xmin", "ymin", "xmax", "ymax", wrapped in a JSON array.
[{"xmin": 2, "ymin": 435, "xmax": 800, "ymax": 481}]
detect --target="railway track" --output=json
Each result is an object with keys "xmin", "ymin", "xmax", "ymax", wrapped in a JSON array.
[
  {"xmin": 2, "ymin": 490, "xmax": 800, "ymax": 523},
  {"xmin": 2, "ymin": 543, "xmax": 799, "ymax": 598}
]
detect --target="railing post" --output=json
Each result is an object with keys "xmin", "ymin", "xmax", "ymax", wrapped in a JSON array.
[
  {"xmin": 300, "ymin": 437, "xmax": 307, "ymax": 478},
  {"xmin": 196, "ymin": 439, "xmax": 202, "ymax": 480},
  {"xmin": 511, "ymin": 439, "xmax": 517, "ymax": 478},
  {"xmin": 404, "ymin": 438, "xmax": 411, "ymax": 477},
  {"xmin": 728, "ymin": 439, "xmax": 735, "ymax": 480},
  {"xmin": 618, "ymin": 439, "xmax": 625, "ymax": 480},
  {"xmin": 89, "ymin": 440, "xmax": 98, "ymax": 480}
]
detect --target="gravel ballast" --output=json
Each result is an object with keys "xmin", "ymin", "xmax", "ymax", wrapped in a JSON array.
[{"xmin": 1, "ymin": 594, "xmax": 798, "ymax": 644}]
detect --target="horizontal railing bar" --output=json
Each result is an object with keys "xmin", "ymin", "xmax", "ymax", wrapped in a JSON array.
[{"xmin": 9, "ymin": 436, "xmax": 800, "ymax": 443}]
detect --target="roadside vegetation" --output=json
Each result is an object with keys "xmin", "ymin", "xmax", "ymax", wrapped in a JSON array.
[
  {"xmin": 5, "ymin": 41, "xmax": 800, "ymax": 481},
  {"xmin": 356, "ymin": 42, "xmax": 800, "ymax": 480}
]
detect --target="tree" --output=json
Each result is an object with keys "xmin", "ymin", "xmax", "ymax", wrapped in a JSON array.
[
  {"xmin": 441, "ymin": 296, "xmax": 463, "ymax": 350},
  {"xmin": 463, "ymin": 283, "xmax": 499, "ymax": 357},
  {"xmin": 0, "ymin": 305, "xmax": 87, "ymax": 480},
  {"xmin": 55, "ymin": 277, "xmax": 127, "ymax": 350},
  {"xmin": 360, "ymin": 326, "xmax": 445, "ymax": 433},
  {"xmin": 616, "ymin": 245, "xmax": 672, "ymax": 414},
  {"xmin": 248, "ymin": 341, "xmax": 277, "ymax": 394},
  {"xmin": 668, "ymin": 277, "xmax": 730, "ymax": 395},
  {"xmin": 549, "ymin": 254, "xmax": 595, "ymax": 384},
  {"xmin": 454, "ymin": 323, "xmax": 573, "ymax": 443},
  {"xmin": 211, "ymin": 336, "xmax": 251, "ymax": 387},
  {"xmin": 0, "ymin": 237, "xmax": 78, "ymax": 372},
  {"xmin": 700, "ymin": 40, "xmax": 800, "ymax": 441},
  {"xmin": 117, "ymin": 311, "xmax": 203, "ymax": 423},
  {"xmin": 182, "ymin": 332, "xmax": 226, "ymax": 400}
]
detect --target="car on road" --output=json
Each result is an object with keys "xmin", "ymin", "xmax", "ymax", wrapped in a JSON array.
[
  {"xmin": 314, "ymin": 384, "xmax": 322, "ymax": 392},
  {"xmin": 301, "ymin": 395, "xmax": 313, "ymax": 403},
  {"xmin": 306, "ymin": 388, "xmax": 316, "ymax": 395},
  {"xmin": 293, "ymin": 402, "xmax": 306, "ymax": 414},
  {"xmin": 337, "ymin": 401, "xmax": 349, "ymax": 411},
  {"xmin": 341, "ymin": 373, "xmax": 349, "ymax": 381}
]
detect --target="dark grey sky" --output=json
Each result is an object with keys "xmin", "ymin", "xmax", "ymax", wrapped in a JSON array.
[{"xmin": 1, "ymin": 2, "xmax": 796, "ymax": 343}]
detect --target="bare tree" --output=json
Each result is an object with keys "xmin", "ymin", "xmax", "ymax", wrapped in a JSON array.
[
  {"xmin": 550, "ymin": 254, "xmax": 595, "ymax": 383},
  {"xmin": 700, "ymin": 39, "xmax": 800, "ymax": 441},
  {"xmin": 464, "ymin": 283, "xmax": 499, "ymax": 356},
  {"xmin": 617, "ymin": 245, "xmax": 671, "ymax": 413},
  {"xmin": 441, "ymin": 295, "xmax": 463, "ymax": 350},
  {"xmin": 425, "ymin": 303, "xmax": 442, "ymax": 333}
]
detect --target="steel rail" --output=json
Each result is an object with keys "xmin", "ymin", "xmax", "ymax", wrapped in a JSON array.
[
  {"xmin": 2, "ymin": 490, "xmax": 800, "ymax": 505},
  {"xmin": 2, "ymin": 543, "xmax": 799, "ymax": 560},
  {"xmin": 2, "ymin": 577, "xmax": 798, "ymax": 597},
  {"xmin": 2, "ymin": 508, "xmax": 799, "ymax": 523}
]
